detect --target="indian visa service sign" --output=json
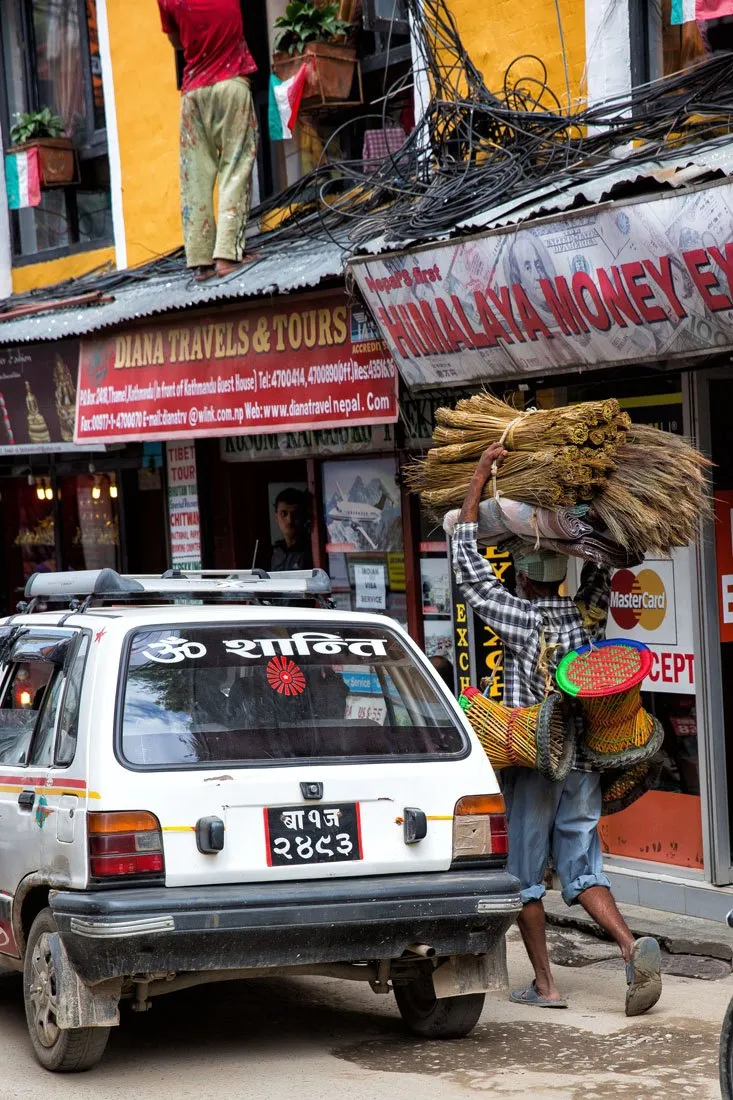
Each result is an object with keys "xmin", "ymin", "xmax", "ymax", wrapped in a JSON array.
[
  {"xmin": 349, "ymin": 179, "xmax": 733, "ymax": 387},
  {"xmin": 76, "ymin": 293, "xmax": 397, "ymax": 443}
]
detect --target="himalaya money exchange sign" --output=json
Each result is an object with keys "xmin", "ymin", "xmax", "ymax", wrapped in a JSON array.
[{"xmin": 349, "ymin": 179, "xmax": 733, "ymax": 387}]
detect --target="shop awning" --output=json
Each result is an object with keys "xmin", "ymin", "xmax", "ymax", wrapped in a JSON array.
[
  {"xmin": 0, "ymin": 226, "xmax": 353, "ymax": 346},
  {"xmin": 347, "ymin": 140, "xmax": 733, "ymax": 390}
]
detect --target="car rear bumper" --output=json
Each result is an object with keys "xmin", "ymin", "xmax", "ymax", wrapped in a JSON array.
[{"xmin": 50, "ymin": 869, "xmax": 521, "ymax": 984}]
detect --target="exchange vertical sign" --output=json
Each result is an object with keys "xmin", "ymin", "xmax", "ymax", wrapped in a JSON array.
[{"xmin": 167, "ymin": 440, "xmax": 201, "ymax": 571}]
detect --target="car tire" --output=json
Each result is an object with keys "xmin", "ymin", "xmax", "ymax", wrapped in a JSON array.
[
  {"xmin": 23, "ymin": 907, "xmax": 110, "ymax": 1072},
  {"xmin": 394, "ymin": 971, "xmax": 485, "ymax": 1039},
  {"xmin": 720, "ymin": 994, "xmax": 733, "ymax": 1098}
]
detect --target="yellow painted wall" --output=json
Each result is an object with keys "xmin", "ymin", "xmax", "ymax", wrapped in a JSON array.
[
  {"xmin": 106, "ymin": 0, "xmax": 182, "ymax": 268},
  {"xmin": 450, "ymin": 0, "xmax": 586, "ymax": 108},
  {"xmin": 11, "ymin": 246, "xmax": 116, "ymax": 294}
]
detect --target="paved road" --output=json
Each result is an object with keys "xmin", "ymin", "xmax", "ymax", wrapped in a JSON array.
[{"xmin": 1, "ymin": 930, "xmax": 730, "ymax": 1099}]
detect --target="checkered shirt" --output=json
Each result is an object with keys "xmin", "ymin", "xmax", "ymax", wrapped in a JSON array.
[{"xmin": 452, "ymin": 519, "xmax": 610, "ymax": 709}]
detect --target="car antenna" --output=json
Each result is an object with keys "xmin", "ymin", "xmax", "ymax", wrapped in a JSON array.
[{"xmin": 251, "ymin": 539, "xmax": 259, "ymax": 570}]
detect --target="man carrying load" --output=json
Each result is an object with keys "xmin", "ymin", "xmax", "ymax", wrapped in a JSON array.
[{"xmin": 452, "ymin": 442, "xmax": 662, "ymax": 1016}]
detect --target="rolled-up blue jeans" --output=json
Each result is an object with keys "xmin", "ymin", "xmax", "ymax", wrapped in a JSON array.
[{"xmin": 501, "ymin": 767, "xmax": 611, "ymax": 906}]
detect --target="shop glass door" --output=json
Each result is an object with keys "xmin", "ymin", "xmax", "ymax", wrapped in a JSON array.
[
  {"xmin": 694, "ymin": 370, "xmax": 733, "ymax": 883},
  {"xmin": 58, "ymin": 473, "xmax": 121, "ymax": 572}
]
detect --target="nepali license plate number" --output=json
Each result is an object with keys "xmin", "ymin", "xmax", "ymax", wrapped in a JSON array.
[{"xmin": 265, "ymin": 803, "xmax": 362, "ymax": 866}]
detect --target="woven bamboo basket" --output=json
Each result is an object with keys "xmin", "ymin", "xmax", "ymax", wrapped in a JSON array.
[
  {"xmin": 556, "ymin": 639, "xmax": 662, "ymax": 769},
  {"xmin": 459, "ymin": 687, "xmax": 575, "ymax": 781}
]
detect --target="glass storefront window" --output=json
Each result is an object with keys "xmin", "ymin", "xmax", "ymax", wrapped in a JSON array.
[
  {"xmin": 58, "ymin": 474, "xmax": 120, "ymax": 572},
  {"xmin": 321, "ymin": 457, "xmax": 406, "ymax": 628},
  {"xmin": 2, "ymin": 480, "xmax": 58, "ymax": 613},
  {"xmin": 541, "ymin": 375, "xmax": 702, "ymax": 870},
  {"xmin": 418, "ymin": 506, "xmax": 454, "ymax": 687}
]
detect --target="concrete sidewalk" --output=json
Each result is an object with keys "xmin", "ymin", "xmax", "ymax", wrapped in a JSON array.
[{"xmin": 544, "ymin": 887, "xmax": 733, "ymax": 962}]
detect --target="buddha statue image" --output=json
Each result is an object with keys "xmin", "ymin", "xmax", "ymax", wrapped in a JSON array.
[
  {"xmin": 25, "ymin": 380, "xmax": 51, "ymax": 444},
  {"xmin": 54, "ymin": 355, "xmax": 76, "ymax": 442}
]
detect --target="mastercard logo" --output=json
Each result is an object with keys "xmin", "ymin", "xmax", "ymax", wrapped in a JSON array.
[{"xmin": 610, "ymin": 568, "xmax": 667, "ymax": 631}]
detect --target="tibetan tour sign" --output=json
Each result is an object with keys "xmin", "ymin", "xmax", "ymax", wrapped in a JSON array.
[
  {"xmin": 0, "ymin": 340, "xmax": 80, "ymax": 454},
  {"xmin": 76, "ymin": 293, "xmax": 398, "ymax": 443},
  {"xmin": 349, "ymin": 179, "xmax": 733, "ymax": 388}
]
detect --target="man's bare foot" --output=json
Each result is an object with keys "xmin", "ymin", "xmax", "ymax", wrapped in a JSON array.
[
  {"xmin": 214, "ymin": 255, "xmax": 262, "ymax": 276},
  {"xmin": 192, "ymin": 265, "xmax": 215, "ymax": 283}
]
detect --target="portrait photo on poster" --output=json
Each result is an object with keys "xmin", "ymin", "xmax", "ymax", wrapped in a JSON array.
[
  {"xmin": 268, "ymin": 481, "xmax": 312, "ymax": 572},
  {"xmin": 322, "ymin": 458, "xmax": 402, "ymax": 553}
]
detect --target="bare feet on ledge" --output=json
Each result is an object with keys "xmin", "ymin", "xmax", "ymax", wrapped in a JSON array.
[{"xmin": 214, "ymin": 255, "xmax": 262, "ymax": 276}]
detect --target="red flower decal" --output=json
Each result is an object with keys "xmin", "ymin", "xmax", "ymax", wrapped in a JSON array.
[{"xmin": 266, "ymin": 656, "xmax": 306, "ymax": 697}]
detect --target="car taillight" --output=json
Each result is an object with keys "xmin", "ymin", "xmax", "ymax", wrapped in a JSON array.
[
  {"xmin": 452, "ymin": 794, "xmax": 508, "ymax": 863},
  {"xmin": 88, "ymin": 811, "xmax": 164, "ymax": 880}
]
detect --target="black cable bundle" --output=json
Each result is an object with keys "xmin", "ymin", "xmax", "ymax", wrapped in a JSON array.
[{"xmin": 5, "ymin": 0, "xmax": 733, "ymax": 313}]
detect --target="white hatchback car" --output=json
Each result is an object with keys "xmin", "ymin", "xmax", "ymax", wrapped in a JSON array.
[{"xmin": 0, "ymin": 567, "xmax": 519, "ymax": 1072}]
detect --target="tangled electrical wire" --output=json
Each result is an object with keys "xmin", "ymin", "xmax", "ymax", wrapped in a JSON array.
[
  {"xmin": 6, "ymin": 0, "xmax": 733, "ymax": 312},
  {"xmin": 299, "ymin": 0, "xmax": 733, "ymax": 244}
]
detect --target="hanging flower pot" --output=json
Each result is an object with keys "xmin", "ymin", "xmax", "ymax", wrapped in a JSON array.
[
  {"xmin": 273, "ymin": 41, "xmax": 359, "ymax": 105},
  {"xmin": 9, "ymin": 109, "xmax": 77, "ymax": 186},
  {"xmin": 9, "ymin": 137, "xmax": 77, "ymax": 187}
]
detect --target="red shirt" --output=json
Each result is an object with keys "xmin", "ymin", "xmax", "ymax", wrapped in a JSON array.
[{"xmin": 158, "ymin": 0, "xmax": 257, "ymax": 94}]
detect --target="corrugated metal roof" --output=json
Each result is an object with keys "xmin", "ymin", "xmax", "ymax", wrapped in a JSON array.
[
  {"xmin": 355, "ymin": 136, "xmax": 733, "ymax": 255},
  {"xmin": 0, "ymin": 228, "xmax": 349, "ymax": 345}
]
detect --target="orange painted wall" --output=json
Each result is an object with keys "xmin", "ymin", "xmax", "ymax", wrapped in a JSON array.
[
  {"xmin": 450, "ymin": 0, "xmax": 586, "ymax": 106},
  {"xmin": 599, "ymin": 791, "xmax": 704, "ymax": 870},
  {"xmin": 105, "ymin": 0, "xmax": 182, "ymax": 268},
  {"xmin": 11, "ymin": 247, "xmax": 116, "ymax": 294}
]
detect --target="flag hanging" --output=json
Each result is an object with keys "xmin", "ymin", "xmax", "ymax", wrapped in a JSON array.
[
  {"xmin": 671, "ymin": 0, "xmax": 733, "ymax": 23},
  {"xmin": 268, "ymin": 62, "xmax": 311, "ymax": 141},
  {"xmin": 5, "ymin": 148, "xmax": 41, "ymax": 210}
]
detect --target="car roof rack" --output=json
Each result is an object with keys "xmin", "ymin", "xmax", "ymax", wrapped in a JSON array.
[{"xmin": 21, "ymin": 567, "xmax": 333, "ymax": 612}]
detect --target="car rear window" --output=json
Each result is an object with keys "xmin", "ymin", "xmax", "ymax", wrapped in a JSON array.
[{"xmin": 120, "ymin": 624, "xmax": 466, "ymax": 767}]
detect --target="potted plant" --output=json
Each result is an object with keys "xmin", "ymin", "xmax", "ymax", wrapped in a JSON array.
[
  {"xmin": 9, "ymin": 109, "xmax": 76, "ymax": 186},
  {"xmin": 272, "ymin": 0, "xmax": 359, "ymax": 105}
]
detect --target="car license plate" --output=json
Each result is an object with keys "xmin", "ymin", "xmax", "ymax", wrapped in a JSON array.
[{"xmin": 264, "ymin": 803, "xmax": 362, "ymax": 866}]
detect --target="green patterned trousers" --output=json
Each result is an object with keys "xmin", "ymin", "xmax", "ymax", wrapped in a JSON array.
[{"xmin": 179, "ymin": 76, "xmax": 259, "ymax": 267}]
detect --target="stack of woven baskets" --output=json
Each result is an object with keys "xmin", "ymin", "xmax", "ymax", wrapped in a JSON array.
[{"xmin": 459, "ymin": 639, "xmax": 664, "ymax": 814}]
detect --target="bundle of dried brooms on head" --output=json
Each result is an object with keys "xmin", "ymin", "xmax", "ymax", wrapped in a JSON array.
[{"xmin": 408, "ymin": 393, "xmax": 710, "ymax": 559}]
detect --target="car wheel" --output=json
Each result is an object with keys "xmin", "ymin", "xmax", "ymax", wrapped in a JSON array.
[
  {"xmin": 394, "ymin": 971, "xmax": 485, "ymax": 1039},
  {"xmin": 23, "ymin": 907, "xmax": 110, "ymax": 1072},
  {"xmin": 720, "ymin": 994, "xmax": 733, "ymax": 1098}
]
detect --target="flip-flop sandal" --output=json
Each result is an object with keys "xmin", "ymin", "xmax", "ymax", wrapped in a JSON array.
[
  {"xmin": 625, "ymin": 936, "xmax": 662, "ymax": 1017},
  {"xmin": 510, "ymin": 981, "xmax": 568, "ymax": 1009}
]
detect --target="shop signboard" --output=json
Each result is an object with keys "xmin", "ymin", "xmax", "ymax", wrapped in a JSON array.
[
  {"xmin": 349, "ymin": 179, "xmax": 733, "ymax": 388},
  {"xmin": 0, "ymin": 339, "xmax": 100, "ymax": 455},
  {"xmin": 605, "ymin": 547, "xmax": 695, "ymax": 694},
  {"xmin": 221, "ymin": 425, "xmax": 394, "ymax": 462},
  {"xmin": 76, "ymin": 293, "xmax": 398, "ymax": 444},
  {"xmin": 166, "ymin": 441, "xmax": 201, "ymax": 571}
]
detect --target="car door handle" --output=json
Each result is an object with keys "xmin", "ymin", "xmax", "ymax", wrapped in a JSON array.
[{"xmin": 18, "ymin": 790, "xmax": 35, "ymax": 811}]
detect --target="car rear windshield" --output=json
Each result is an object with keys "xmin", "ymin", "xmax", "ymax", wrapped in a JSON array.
[{"xmin": 120, "ymin": 624, "xmax": 466, "ymax": 767}]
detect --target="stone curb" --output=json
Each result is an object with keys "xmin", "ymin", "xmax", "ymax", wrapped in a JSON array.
[{"xmin": 542, "ymin": 889, "xmax": 733, "ymax": 962}]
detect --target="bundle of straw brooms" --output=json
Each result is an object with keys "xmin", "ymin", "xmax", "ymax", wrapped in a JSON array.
[{"xmin": 408, "ymin": 393, "xmax": 710, "ymax": 558}]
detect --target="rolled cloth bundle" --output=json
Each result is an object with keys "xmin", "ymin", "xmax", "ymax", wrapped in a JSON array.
[
  {"xmin": 410, "ymin": 392, "xmax": 710, "ymax": 559},
  {"xmin": 443, "ymin": 498, "xmax": 592, "ymax": 543}
]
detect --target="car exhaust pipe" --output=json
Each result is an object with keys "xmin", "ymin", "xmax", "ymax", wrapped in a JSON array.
[{"xmin": 406, "ymin": 943, "xmax": 436, "ymax": 958}]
